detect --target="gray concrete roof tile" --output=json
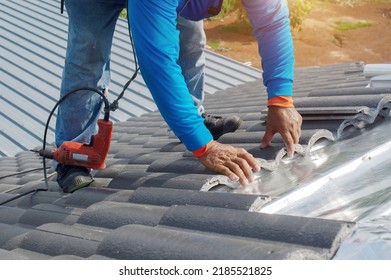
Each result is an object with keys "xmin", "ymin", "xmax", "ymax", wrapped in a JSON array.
[
  {"xmin": 0, "ymin": 184, "xmax": 21, "ymax": 193},
  {"xmin": 18, "ymin": 223, "xmax": 110, "ymax": 258},
  {"xmin": 128, "ymin": 187, "xmax": 265, "ymax": 210},
  {"xmin": 96, "ymin": 224, "xmax": 325, "ymax": 260},
  {"xmin": 115, "ymin": 134, "xmax": 140, "ymax": 143},
  {"xmin": 113, "ymin": 147, "xmax": 160, "ymax": 159},
  {"xmin": 94, "ymin": 164, "xmax": 150, "ymax": 180},
  {"xmin": 8, "ymin": 249, "xmax": 51, "ymax": 260},
  {"xmin": 160, "ymin": 205, "xmax": 353, "ymax": 253},
  {"xmin": 146, "ymin": 157, "xmax": 213, "ymax": 174},
  {"xmin": 0, "ymin": 206, "xmax": 26, "ymax": 225},
  {"xmin": 309, "ymin": 87, "xmax": 391, "ymax": 97},
  {"xmin": 159, "ymin": 142, "xmax": 187, "ymax": 152},
  {"xmin": 108, "ymin": 171, "xmax": 216, "ymax": 190},
  {"xmin": 50, "ymin": 254, "xmax": 84, "ymax": 260},
  {"xmin": 14, "ymin": 184, "xmax": 64, "ymax": 208},
  {"xmin": 18, "ymin": 204, "xmax": 81, "ymax": 227},
  {"xmin": 0, "ymin": 248, "xmax": 27, "ymax": 260},
  {"xmin": 77, "ymin": 201, "xmax": 168, "ymax": 229},
  {"xmin": 88, "ymin": 178, "xmax": 114, "ymax": 190},
  {"xmin": 63, "ymin": 188, "xmax": 125, "ymax": 208},
  {"xmin": 0, "ymin": 223, "xmax": 31, "ymax": 248}
]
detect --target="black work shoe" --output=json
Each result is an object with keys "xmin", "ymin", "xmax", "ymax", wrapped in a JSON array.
[
  {"xmin": 202, "ymin": 113, "xmax": 242, "ymax": 140},
  {"xmin": 56, "ymin": 164, "xmax": 93, "ymax": 193}
]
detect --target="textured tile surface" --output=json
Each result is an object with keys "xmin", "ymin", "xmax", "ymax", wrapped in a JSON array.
[{"xmin": 2, "ymin": 61, "xmax": 390, "ymax": 259}]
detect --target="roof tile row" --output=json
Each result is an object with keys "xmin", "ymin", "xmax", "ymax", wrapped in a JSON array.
[{"xmin": 1, "ymin": 62, "xmax": 390, "ymax": 259}]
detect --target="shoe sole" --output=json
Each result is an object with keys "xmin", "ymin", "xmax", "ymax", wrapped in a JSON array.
[{"xmin": 61, "ymin": 174, "xmax": 94, "ymax": 193}]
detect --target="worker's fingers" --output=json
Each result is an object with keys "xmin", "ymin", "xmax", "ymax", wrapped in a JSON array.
[
  {"xmin": 293, "ymin": 127, "xmax": 301, "ymax": 144},
  {"xmin": 213, "ymin": 164, "xmax": 240, "ymax": 182},
  {"xmin": 225, "ymin": 160, "xmax": 249, "ymax": 186},
  {"xmin": 259, "ymin": 106, "xmax": 302, "ymax": 157},
  {"xmin": 238, "ymin": 149, "xmax": 261, "ymax": 173},
  {"xmin": 198, "ymin": 142, "xmax": 260, "ymax": 187},
  {"xmin": 292, "ymin": 126, "xmax": 301, "ymax": 146},
  {"xmin": 280, "ymin": 130, "xmax": 295, "ymax": 157},
  {"xmin": 213, "ymin": 160, "xmax": 252, "ymax": 186},
  {"xmin": 260, "ymin": 129, "xmax": 275, "ymax": 149},
  {"xmin": 293, "ymin": 113, "xmax": 302, "ymax": 144},
  {"xmin": 205, "ymin": 158, "xmax": 247, "ymax": 186},
  {"xmin": 232, "ymin": 156, "xmax": 254, "ymax": 184},
  {"xmin": 286, "ymin": 119, "xmax": 302, "ymax": 157}
]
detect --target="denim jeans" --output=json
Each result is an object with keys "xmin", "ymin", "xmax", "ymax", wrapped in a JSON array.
[{"xmin": 56, "ymin": 0, "xmax": 205, "ymax": 148}]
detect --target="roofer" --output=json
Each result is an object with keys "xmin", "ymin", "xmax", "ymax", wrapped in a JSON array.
[{"xmin": 55, "ymin": 0, "xmax": 302, "ymax": 193}]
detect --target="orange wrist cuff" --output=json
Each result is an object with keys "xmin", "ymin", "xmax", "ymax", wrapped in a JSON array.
[
  {"xmin": 268, "ymin": 96, "xmax": 294, "ymax": 108},
  {"xmin": 192, "ymin": 140, "xmax": 213, "ymax": 158}
]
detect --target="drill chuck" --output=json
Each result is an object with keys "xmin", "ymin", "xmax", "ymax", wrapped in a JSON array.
[{"xmin": 38, "ymin": 148, "xmax": 56, "ymax": 159}]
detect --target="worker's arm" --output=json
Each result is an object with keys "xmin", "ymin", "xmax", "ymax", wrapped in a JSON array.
[
  {"xmin": 127, "ymin": 0, "xmax": 212, "ymax": 152},
  {"xmin": 242, "ymin": 0, "xmax": 302, "ymax": 156},
  {"xmin": 127, "ymin": 0, "xmax": 259, "ymax": 185}
]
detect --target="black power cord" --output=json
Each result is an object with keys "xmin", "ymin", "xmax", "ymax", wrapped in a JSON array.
[
  {"xmin": 0, "ymin": 167, "xmax": 51, "ymax": 180},
  {"xmin": 0, "ymin": 88, "xmax": 109, "ymax": 207},
  {"xmin": 0, "ymin": 6, "xmax": 138, "ymax": 206},
  {"xmin": 41, "ymin": 87, "xmax": 111, "ymax": 190}
]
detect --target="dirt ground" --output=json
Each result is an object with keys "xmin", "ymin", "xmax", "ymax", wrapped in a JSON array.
[{"xmin": 204, "ymin": 2, "xmax": 391, "ymax": 69}]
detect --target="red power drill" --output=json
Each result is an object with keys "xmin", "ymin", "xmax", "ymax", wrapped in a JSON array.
[{"xmin": 39, "ymin": 119, "xmax": 112, "ymax": 170}]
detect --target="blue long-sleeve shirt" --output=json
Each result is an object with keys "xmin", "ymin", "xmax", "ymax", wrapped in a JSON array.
[{"xmin": 127, "ymin": 0, "xmax": 294, "ymax": 152}]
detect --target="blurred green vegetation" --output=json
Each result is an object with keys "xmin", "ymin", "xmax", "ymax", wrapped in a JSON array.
[
  {"xmin": 215, "ymin": 0, "xmax": 318, "ymax": 32},
  {"xmin": 120, "ymin": 0, "xmax": 390, "ymax": 31},
  {"xmin": 288, "ymin": 0, "xmax": 317, "ymax": 31},
  {"xmin": 216, "ymin": 0, "xmax": 389, "ymax": 31},
  {"xmin": 216, "ymin": 0, "xmax": 382, "ymax": 31},
  {"xmin": 334, "ymin": 20, "xmax": 373, "ymax": 31},
  {"xmin": 120, "ymin": 9, "xmax": 127, "ymax": 19},
  {"xmin": 207, "ymin": 39, "xmax": 221, "ymax": 50},
  {"xmin": 321, "ymin": 0, "xmax": 391, "ymax": 4}
]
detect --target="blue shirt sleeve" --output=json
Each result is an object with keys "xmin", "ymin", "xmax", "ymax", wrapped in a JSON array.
[
  {"xmin": 127, "ymin": 0, "xmax": 293, "ymax": 151},
  {"xmin": 241, "ymin": 0, "xmax": 294, "ymax": 99},
  {"xmin": 127, "ymin": 0, "xmax": 213, "ymax": 152}
]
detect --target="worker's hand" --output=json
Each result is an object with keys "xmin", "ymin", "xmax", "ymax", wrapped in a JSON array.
[
  {"xmin": 260, "ymin": 106, "xmax": 302, "ymax": 157},
  {"xmin": 198, "ymin": 141, "xmax": 261, "ymax": 187}
]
